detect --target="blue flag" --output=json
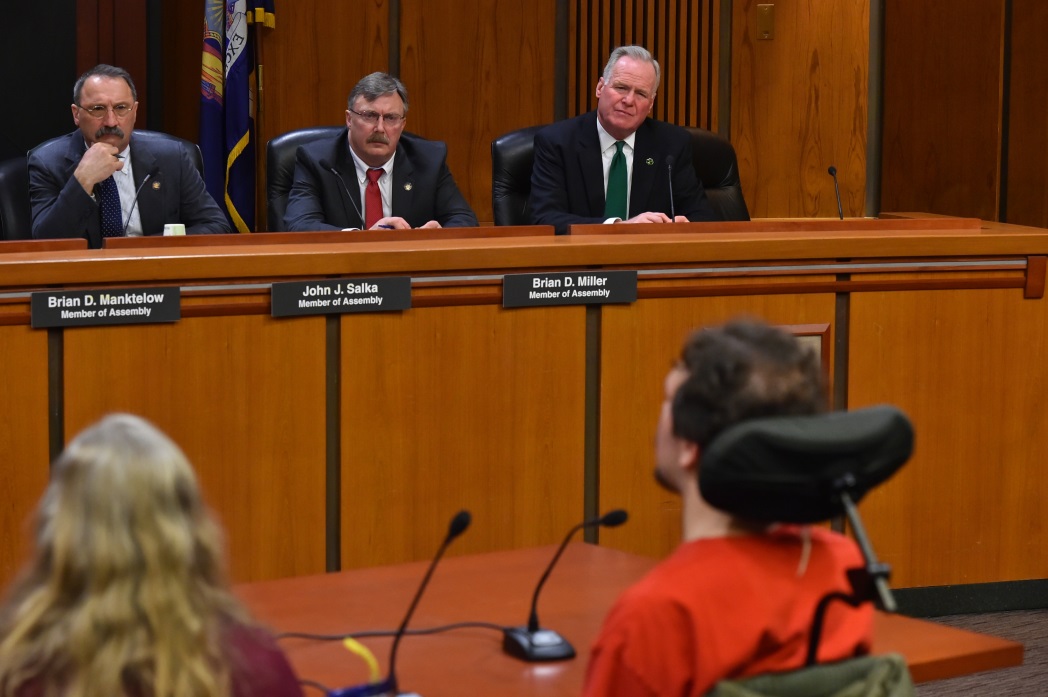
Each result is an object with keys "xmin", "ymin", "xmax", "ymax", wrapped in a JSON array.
[{"xmin": 200, "ymin": 1, "xmax": 275, "ymax": 232}]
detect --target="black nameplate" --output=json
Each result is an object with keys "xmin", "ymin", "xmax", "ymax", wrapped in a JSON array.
[
  {"xmin": 31, "ymin": 287, "xmax": 181, "ymax": 328},
  {"xmin": 271, "ymin": 277, "xmax": 411, "ymax": 317},
  {"xmin": 503, "ymin": 270, "xmax": 638, "ymax": 308}
]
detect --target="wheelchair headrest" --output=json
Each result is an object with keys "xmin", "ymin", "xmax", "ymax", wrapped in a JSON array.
[{"xmin": 699, "ymin": 406, "xmax": 913, "ymax": 523}]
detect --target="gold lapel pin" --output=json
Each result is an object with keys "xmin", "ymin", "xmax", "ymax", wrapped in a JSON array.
[
  {"xmin": 645, "ymin": 157, "xmax": 654, "ymax": 166},
  {"xmin": 152, "ymin": 181, "xmax": 161, "ymax": 190},
  {"xmin": 404, "ymin": 183, "xmax": 413, "ymax": 191}
]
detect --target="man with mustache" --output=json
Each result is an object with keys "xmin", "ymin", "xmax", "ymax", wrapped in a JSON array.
[
  {"xmin": 284, "ymin": 72, "xmax": 477, "ymax": 231},
  {"xmin": 529, "ymin": 45, "xmax": 718, "ymax": 235},
  {"xmin": 28, "ymin": 64, "xmax": 227, "ymax": 248}
]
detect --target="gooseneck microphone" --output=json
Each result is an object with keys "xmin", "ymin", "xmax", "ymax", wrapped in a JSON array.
[
  {"xmin": 502, "ymin": 509, "xmax": 629, "ymax": 662},
  {"xmin": 666, "ymin": 155, "xmax": 676, "ymax": 219},
  {"xmin": 329, "ymin": 510, "xmax": 472, "ymax": 697},
  {"xmin": 122, "ymin": 167, "xmax": 160, "ymax": 236},
  {"xmin": 827, "ymin": 165, "xmax": 844, "ymax": 220},
  {"xmin": 319, "ymin": 159, "xmax": 365, "ymax": 228}
]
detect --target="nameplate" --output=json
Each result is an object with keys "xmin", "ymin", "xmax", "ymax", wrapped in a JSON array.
[
  {"xmin": 271, "ymin": 277, "xmax": 411, "ymax": 317},
  {"xmin": 503, "ymin": 271, "xmax": 638, "ymax": 308},
  {"xmin": 31, "ymin": 287, "xmax": 181, "ymax": 328}
]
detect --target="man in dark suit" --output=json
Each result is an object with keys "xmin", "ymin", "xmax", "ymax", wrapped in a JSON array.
[
  {"xmin": 283, "ymin": 72, "xmax": 477, "ymax": 231},
  {"xmin": 530, "ymin": 46, "xmax": 718, "ymax": 235},
  {"xmin": 29, "ymin": 64, "xmax": 227, "ymax": 248}
]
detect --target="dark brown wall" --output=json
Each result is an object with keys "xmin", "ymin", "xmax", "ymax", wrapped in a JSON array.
[
  {"xmin": 1005, "ymin": 0, "xmax": 1048, "ymax": 228},
  {"xmin": 77, "ymin": 0, "xmax": 149, "ymax": 116},
  {"xmin": 881, "ymin": 0, "xmax": 1005, "ymax": 220}
]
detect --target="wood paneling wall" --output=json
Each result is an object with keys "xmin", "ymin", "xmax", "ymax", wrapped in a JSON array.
[
  {"xmin": 400, "ymin": 0, "xmax": 556, "ymax": 225},
  {"xmin": 70, "ymin": 0, "xmax": 1048, "ymax": 227},
  {"xmin": 881, "ymin": 0, "xmax": 1006, "ymax": 220},
  {"xmin": 567, "ymin": 0, "xmax": 719, "ymax": 128},
  {"xmin": 77, "ymin": 0, "xmax": 149, "ymax": 116},
  {"xmin": 1005, "ymin": 1, "xmax": 1048, "ymax": 228},
  {"xmin": 731, "ymin": 0, "xmax": 870, "ymax": 218}
]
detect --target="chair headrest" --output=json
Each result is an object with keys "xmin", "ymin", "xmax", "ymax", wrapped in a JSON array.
[{"xmin": 699, "ymin": 406, "xmax": 913, "ymax": 523}]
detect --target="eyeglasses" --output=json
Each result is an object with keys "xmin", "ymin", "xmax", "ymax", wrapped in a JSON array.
[
  {"xmin": 349, "ymin": 108, "xmax": 405, "ymax": 126},
  {"xmin": 78, "ymin": 104, "xmax": 134, "ymax": 119}
]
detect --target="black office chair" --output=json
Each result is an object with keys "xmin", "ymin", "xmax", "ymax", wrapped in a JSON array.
[
  {"xmin": 1, "ymin": 131, "xmax": 205, "ymax": 242},
  {"xmin": 0, "ymin": 156, "xmax": 31, "ymax": 240},
  {"xmin": 490, "ymin": 124, "xmax": 751, "ymax": 227},
  {"xmin": 700, "ymin": 405, "xmax": 915, "ymax": 696},
  {"xmin": 491, "ymin": 125, "xmax": 546, "ymax": 227},
  {"xmin": 685, "ymin": 127, "xmax": 750, "ymax": 222},
  {"xmin": 265, "ymin": 126, "xmax": 342, "ymax": 231}
]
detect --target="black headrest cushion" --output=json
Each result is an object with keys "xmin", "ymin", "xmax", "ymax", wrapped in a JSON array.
[{"xmin": 699, "ymin": 406, "xmax": 913, "ymax": 523}]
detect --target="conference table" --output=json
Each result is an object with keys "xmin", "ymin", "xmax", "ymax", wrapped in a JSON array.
[{"xmin": 236, "ymin": 544, "xmax": 1025, "ymax": 695}]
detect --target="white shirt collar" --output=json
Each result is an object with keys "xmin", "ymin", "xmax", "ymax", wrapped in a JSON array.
[
  {"xmin": 596, "ymin": 118, "xmax": 636, "ymax": 154},
  {"xmin": 349, "ymin": 144, "xmax": 396, "ymax": 184}
]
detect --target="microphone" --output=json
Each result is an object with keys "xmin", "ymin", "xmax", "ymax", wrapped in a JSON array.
[
  {"xmin": 329, "ymin": 510, "xmax": 471, "ymax": 697},
  {"xmin": 320, "ymin": 159, "xmax": 365, "ymax": 228},
  {"xmin": 502, "ymin": 509, "xmax": 628, "ymax": 662},
  {"xmin": 122, "ymin": 167, "xmax": 160, "ymax": 236},
  {"xmin": 666, "ymin": 155, "xmax": 676, "ymax": 219},
  {"xmin": 827, "ymin": 165, "xmax": 844, "ymax": 220}
]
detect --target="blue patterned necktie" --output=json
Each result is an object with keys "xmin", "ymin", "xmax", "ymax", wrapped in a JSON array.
[
  {"xmin": 604, "ymin": 141, "xmax": 627, "ymax": 219},
  {"xmin": 98, "ymin": 175, "xmax": 123, "ymax": 237}
]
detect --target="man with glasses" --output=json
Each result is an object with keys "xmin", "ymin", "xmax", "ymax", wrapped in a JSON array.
[
  {"xmin": 284, "ymin": 72, "xmax": 477, "ymax": 231},
  {"xmin": 529, "ymin": 45, "xmax": 717, "ymax": 235},
  {"xmin": 28, "ymin": 64, "xmax": 227, "ymax": 247}
]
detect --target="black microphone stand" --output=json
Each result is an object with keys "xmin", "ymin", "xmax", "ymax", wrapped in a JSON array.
[{"xmin": 502, "ymin": 510, "xmax": 627, "ymax": 661}]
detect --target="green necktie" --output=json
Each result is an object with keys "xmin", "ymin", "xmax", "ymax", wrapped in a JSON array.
[{"xmin": 604, "ymin": 140, "xmax": 627, "ymax": 219}]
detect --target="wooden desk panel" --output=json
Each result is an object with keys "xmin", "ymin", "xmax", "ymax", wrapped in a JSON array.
[
  {"xmin": 850, "ymin": 286, "xmax": 1048, "ymax": 587},
  {"xmin": 0, "ymin": 324, "xmax": 50, "ymax": 586},
  {"xmin": 61, "ymin": 315, "xmax": 328, "ymax": 582},
  {"xmin": 0, "ymin": 219, "xmax": 1044, "ymax": 592},
  {"xmin": 236, "ymin": 544, "xmax": 1023, "ymax": 696},
  {"xmin": 598, "ymin": 290, "xmax": 837, "ymax": 558},
  {"xmin": 340, "ymin": 304, "xmax": 588, "ymax": 567}
]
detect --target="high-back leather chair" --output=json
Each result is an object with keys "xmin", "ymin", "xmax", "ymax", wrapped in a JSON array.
[
  {"xmin": 0, "ymin": 130, "xmax": 204, "ymax": 242},
  {"xmin": 490, "ymin": 124, "xmax": 751, "ymax": 226},
  {"xmin": 685, "ymin": 127, "xmax": 750, "ymax": 221},
  {"xmin": 265, "ymin": 126, "xmax": 342, "ymax": 231},
  {"xmin": 0, "ymin": 156, "xmax": 31, "ymax": 240},
  {"xmin": 490, "ymin": 125, "xmax": 546, "ymax": 227}
]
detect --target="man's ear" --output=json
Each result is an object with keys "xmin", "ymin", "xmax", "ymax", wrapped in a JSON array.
[{"xmin": 679, "ymin": 440, "xmax": 700, "ymax": 473}]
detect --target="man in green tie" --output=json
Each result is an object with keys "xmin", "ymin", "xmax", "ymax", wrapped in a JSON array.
[{"xmin": 530, "ymin": 45, "xmax": 719, "ymax": 235}]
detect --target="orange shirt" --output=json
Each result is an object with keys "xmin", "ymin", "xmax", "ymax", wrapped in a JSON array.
[{"xmin": 583, "ymin": 526, "xmax": 873, "ymax": 697}]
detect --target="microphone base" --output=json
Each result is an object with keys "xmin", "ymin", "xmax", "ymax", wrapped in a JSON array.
[{"xmin": 502, "ymin": 626, "xmax": 576, "ymax": 662}]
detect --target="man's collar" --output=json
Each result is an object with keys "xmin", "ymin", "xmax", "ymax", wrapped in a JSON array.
[
  {"xmin": 348, "ymin": 140, "xmax": 396, "ymax": 183},
  {"xmin": 596, "ymin": 117, "xmax": 637, "ymax": 152}
]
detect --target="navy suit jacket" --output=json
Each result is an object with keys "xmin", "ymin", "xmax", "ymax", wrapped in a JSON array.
[
  {"xmin": 28, "ymin": 130, "xmax": 227, "ymax": 248},
  {"xmin": 529, "ymin": 111, "xmax": 718, "ymax": 235},
  {"xmin": 283, "ymin": 129, "xmax": 478, "ymax": 231}
]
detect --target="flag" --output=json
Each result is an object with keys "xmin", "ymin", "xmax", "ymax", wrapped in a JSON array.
[{"xmin": 200, "ymin": 1, "xmax": 275, "ymax": 233}]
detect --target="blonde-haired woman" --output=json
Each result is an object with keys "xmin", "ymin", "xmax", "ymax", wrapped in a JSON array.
[{"xmin": 0, "ymin": 414, "xmax": 302, "ymax": 697}]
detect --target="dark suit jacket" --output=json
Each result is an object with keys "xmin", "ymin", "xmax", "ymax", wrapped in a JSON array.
[
  {"xmin": 28, "ymin": 130, "xmax": 227, "ymax": 248},
  {"xmin": 529, "ymin": 111, "xmax": 718, "ymax": 235},
  {"xmin": 283, "ymin": 129, "xmax": 478, "ymax": 231}
]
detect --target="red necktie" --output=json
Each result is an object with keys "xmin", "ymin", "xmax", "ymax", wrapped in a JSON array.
[{"xmin": 365, "ymin": 168, "xmax": 383, "ymax": 229}]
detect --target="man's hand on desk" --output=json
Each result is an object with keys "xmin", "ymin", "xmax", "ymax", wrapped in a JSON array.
[
  {"xmin": 369, "ymin": 217, "xmax": 442, "ymax": 230},
  {"xmin": 618, "ymin": 212, "xmax": 690, "ymax": 225}
]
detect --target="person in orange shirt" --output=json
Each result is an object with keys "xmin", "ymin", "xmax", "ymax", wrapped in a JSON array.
[{"xmin": 583, "ymin": 319, "xmax": 873, "ymax": 697}]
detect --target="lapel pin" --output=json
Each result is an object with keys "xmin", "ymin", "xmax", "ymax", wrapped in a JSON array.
[
  {"xmin": 645, "ymin": 157, "xmax": 654, "ymax": 166},
  {"xmin": 152, "ymin": 181, "xmax": 161, "ymax": 190},
  {"xmin": 404, "ymin": 182, "xmax": 413, "ymax": 191}
]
